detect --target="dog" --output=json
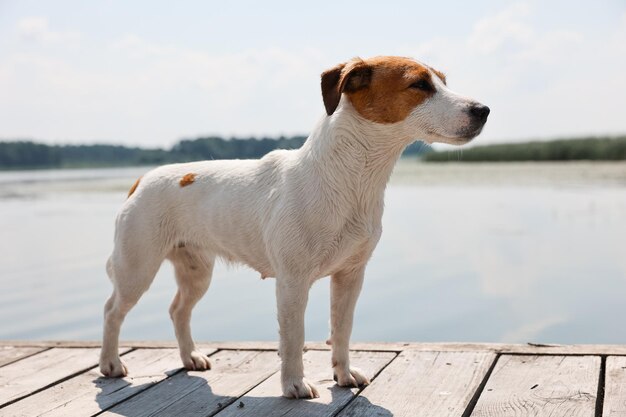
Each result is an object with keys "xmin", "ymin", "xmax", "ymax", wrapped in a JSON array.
[{"xmin": 99, "ymin": 56, "xmax": 489, "ymax": 398}]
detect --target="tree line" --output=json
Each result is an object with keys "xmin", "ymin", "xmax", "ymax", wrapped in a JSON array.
[
  {"xmin": 423, "ymin": 136, "xmax": 626, "ymax": 162},
  {"xmin": 0, "ymin": 136, "xmax": 432, "ymax": 169},
  {"xmin": 4, "ymin": 134, "xmax": 621, "ymax": 169}
]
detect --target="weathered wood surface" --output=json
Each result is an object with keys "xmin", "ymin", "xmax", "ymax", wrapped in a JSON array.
[
  {"xmin": 0, "ymin": 348, "xmax": 214, "ymax": 417},
  {"xmin": 215, "ymin": 350, "xmax": 395, "ymax": 417},
  {"xmin": 470, "ymin": 355, "xmax": 600, "ymax": 417},
  {"xmin": 603, "ymin": 356, "xmax": 626, "ymax": 417},
  {"xmin": 1, "ymin": 342, "xmax": 624, "ymax": 416},
  {"xmin": 100, "ymin": 349, "xmax": 281, "ymax": 417},
  {"xmin": 339, "ymin": 350, "xmax": 496, "ymax": 417},
  {"xmin": 0, "ymin": 347, "xmax": 130, "ymax": 407},
  {"xmin": 5, "ymin": 340, "xmax": 626, "ymax": 355},
  {"xmin": 0, "ymin": 346, "xmax": 46, "ymax": 367}
]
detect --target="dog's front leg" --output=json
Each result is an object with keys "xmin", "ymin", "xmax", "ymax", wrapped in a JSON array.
[
  {"xmin": 276, "ymin": 277, "xmax": 319, "ymax": 399},
  {"xmin": 330, "ymin": 266, "xmax": 370, "ymax": 387}
]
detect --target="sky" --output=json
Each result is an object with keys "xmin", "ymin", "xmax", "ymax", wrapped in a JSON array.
[{"xmin": 0, "ymin": 0, "xmax": 625, "ymax": 147}]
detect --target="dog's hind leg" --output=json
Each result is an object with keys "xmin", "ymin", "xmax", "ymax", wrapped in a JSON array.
[
  {"xmin": 168, "ymin": 247, "xmax": 214, "ymax": 371},
  {"xmin": 100, "ymin": 250, "xmax": 163, "ymax": 377},
  {"xmin": 330, "ymin": 265, "xmax": 370, "ymax": 387}
]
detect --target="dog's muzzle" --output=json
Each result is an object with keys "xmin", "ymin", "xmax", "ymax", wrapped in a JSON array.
[
  {"xmin": 456, "ymin": 103, "xmax": 490, "ymax": 139},
  {"xmin": 469, "ymin": 103, "xmax": 490, "ymax": 125}
]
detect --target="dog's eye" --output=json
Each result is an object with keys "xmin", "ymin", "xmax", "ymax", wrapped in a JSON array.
[{"xmin": 409, "ymin": 80, "xmax": 433, "ymax": 92}]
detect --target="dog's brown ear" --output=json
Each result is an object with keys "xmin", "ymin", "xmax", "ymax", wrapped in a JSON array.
[{"xmin": 321, "ymin": 60, "xmax": 372, "ymax": 115}]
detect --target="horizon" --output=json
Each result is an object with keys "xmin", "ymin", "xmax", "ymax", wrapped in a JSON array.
[
  {"xmin": 2, "ymin": 132, "xmax": 626, "ymax": 151},
  {"xmin": 1, "ymin": 0, "xmax": 625, "ymax": 147}
]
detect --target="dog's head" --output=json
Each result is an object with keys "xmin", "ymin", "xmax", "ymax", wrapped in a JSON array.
[{"xmin": 321, "ymin": 56, "xmax": 489, "ymax": 145}]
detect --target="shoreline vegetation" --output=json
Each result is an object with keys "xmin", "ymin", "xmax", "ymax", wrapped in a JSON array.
[
  {"xmin": 0, "ymin": 135, "xmax": 624, "ymax": 170},
  {"xmin": 423, "ymin": 136, "xmax": 626, "ymax": 162},
  {"xmin": 0, "ymin": 136, "xmax": 430, "ymax": 170}
]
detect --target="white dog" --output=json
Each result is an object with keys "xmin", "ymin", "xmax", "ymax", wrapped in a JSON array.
[{"xmin": 99, "ymin": 56, "xmax": 489, "ymax": 398}]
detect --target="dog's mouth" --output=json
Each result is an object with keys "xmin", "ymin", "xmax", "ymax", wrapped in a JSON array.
[
  {"xmin": 458, "ymin": 126, "xmax": 485, "ymax": 142},
  {"xmin": 425, "ymin": 126, "xmax": 483, "ymax": 144}
]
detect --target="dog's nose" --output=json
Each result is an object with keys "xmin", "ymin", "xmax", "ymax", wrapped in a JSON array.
[{"xmin": 470, "ymin": 104, "xmax": 490, "ymax": 123}]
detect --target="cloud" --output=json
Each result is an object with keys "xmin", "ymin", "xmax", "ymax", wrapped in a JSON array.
[
  {"xmin": 0, "ymin": 31, "xmax": 327, "ymax": 145},
  {"xmin": 16, "ymin": 16, "xmax": 80, "ymax": 44},
  {"xmin": 512, "ymin": 30, "xmax": 582, "ymax": 64},
  {"xmin": 429, "ymin": 3, "xmax": 583, "ymax": 67},
  {"xmin": 404, "ymin": 2, "xmax": 626, "ymax": 143},
  {"xmin": 109, "ymin": 34, "xmax": 323, "ymax": 91},
  {"xmin": 1, "ymin": 4, "xmax": 625, "ymax": 144},
  {"xmin": 468, "ymin": 2, "xmax": 533, "ymax": 55},
  {"xmin": 104, "ymin": 34, "xmax": 326, "ymax": 114},
  {"xmin": 16, "ymin": 16, "xmax": 48, "ymax": 40}
]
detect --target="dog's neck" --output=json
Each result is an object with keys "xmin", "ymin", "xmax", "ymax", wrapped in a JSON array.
[{"xmin": 299, "ymin": 101, "xmax": 411, "ymax": 204}]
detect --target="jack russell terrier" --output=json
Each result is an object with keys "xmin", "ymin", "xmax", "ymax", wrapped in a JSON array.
[{"xmin": 100, "ymin": 56, "xmax": 489, "ymax": 398}]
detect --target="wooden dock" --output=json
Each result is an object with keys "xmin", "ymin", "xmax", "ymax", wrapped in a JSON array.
[{"xmin": 1, "ymin": 341, "xmax": 626, "ymax": 416}]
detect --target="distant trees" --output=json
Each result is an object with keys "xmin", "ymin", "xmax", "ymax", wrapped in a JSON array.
[
  {"xmin": 0, "ymin": 142, "xmax": 172, "ymax": 169},
  {"xmin": 170, "ymin": 136, "xmax": 307, "ymax": 161},
  {"xmin": 422, "ymin": 136, "xmax": 626, "ymax": 162},
  {"xmin": 0, "ymin": 135, "xmax": 434, "ymax": 170},
  {"xmin": 2, "ymin": 135, "xmax": 624, "ymax": 169},
  {"xmin": 0, "ymin": 137, "xmax": 305, "ymax": 169},
  {"xmin": 0, "ymin": 142, "xmax": 61, "ymax": 168}
]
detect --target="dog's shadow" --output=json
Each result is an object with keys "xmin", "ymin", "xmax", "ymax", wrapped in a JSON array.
[{"xmin": 93, "ymin": 371, "xmax": 393, "ymax": 417}]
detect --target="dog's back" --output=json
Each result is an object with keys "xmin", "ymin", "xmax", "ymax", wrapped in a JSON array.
[{"xmin": 115, "ymin": 149, "xmax": 300, "ymax": 275}]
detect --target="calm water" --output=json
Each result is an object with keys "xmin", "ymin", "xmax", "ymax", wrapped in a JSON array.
[{"xmin": 1, "ymin": 161, "xmax": 625, "ymax": 344}]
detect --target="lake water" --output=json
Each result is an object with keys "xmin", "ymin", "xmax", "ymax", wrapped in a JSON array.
[{"xmin": 1, "ymin": 161, "xmax": 625, "ymax": 344}]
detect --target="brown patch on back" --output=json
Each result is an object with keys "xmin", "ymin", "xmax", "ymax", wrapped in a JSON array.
[
  {"xmin": 346, "ymin": 56, "xmax": 435, "ymax": 124},
  {"xmin": 179, "ymin": 173, "xmax": 197, "ymax": 187},
  {"xmin": 127, "ymin": 176, "xmax": 142, "ymax": 198}
]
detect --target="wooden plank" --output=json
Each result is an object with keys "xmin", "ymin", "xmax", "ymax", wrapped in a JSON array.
[
  {"xmin": 99, "ymin": 349, "xmax": 281, "ymax": 416},
  {"xmin": 215, "ymin": 349, "xmax": 395, "ymax": 417},
  {"xmin": 338, "ymin": 350, "xmax": 496, "ymax": 417},
  {"xmin": 603, "ymin": 356, "xmax": 626, "ymax": 417},
  {"xmin": 0, "ymin": 347, "xmax": 129, "ymax": 407},
  {"xmin": 0, "ymin": 340, "xmax": 408, "ymax": 352},
  {"xmin": 470, "ymin": 355, "xmax": 599, "ymax": 417},
  {"xmin": 0, "ymin": 348, "xmax": 216, "ymax": 417},
  {"xmin": 0, "ymin": 340, "xmax": 181, "ymax": 349},
  {"xmin": 497, "ymin": 345, "xmax": 626, "ymax": 356},
  {"xmin": 5, "ymin": 340, "xmax": 626, "ymax": 355},
  {"xmin": 199, "ymin": 341, "xmax": 406, "ymax": 352},
  {"xmin": 0, "ymin": 346, "xmax": 46, "ymax": 367},
  {"xmin": 406, "ymin": 343, "xmax": 626, "ymax": 356},
  {"xmin": 0, "ymin": 340, "xmax": 495, "ymax": 353}
]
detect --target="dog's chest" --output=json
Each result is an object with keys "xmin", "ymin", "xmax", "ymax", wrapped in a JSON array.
[{"xmin": 317, "ymin": 205, "xmax": 383, "ymax": 276}]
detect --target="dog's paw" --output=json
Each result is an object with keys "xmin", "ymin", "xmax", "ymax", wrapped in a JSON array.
[
  {"xmin": 100, "ymin": 356, "xmax": 128, "ymax": 378},
  {"xmin": 181, "ymin": 350, "xmax": 211, "ymax": 371},
  {"xmin": 333, "ymin": 366, "xmax": 370, "ymax": 388},
  {"xmin": 282, "ymin": 376, "xmax": 320, "ymax": 399}
]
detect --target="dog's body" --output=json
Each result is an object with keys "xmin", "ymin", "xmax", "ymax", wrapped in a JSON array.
[{"xmin": 100, "ymin": 56, "xmax": 489, "ymax": 398}]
